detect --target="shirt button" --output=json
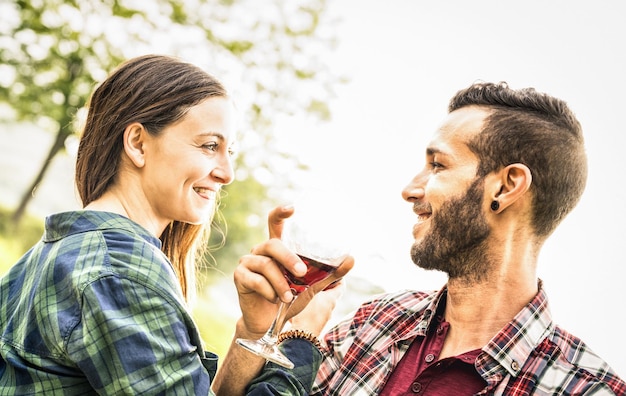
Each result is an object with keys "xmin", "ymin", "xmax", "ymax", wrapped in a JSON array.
[
  {"xmin": 411, "ymin": 382, "xmax": 422, "ymax": 393},
  {"xmin": 511, "ymin": 360, "xmax": 520, "ymax": 371},
  {"xmin": 425, "ymin": 353, "xmax": 435, "ymax": 363}
]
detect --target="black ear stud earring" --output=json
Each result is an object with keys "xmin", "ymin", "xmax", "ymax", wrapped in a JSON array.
[{"xmin": 490, "ymin": 200, "xmax": 500, "ymax": 211}]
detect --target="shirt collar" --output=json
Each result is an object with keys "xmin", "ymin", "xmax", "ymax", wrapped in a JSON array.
[
  {"xmin": 414, "ymin": 286, "xmax": 449, "ymax": 336},
  {"xmin": 424, "ymin": 281, "xmax": 554, "ymax": 378},
  {"xmin": 480, "ymin": 280, "xmax": 554, "ymax": 377},
  {"xmin": 43, "ymin": 210, "xmax": 162, "ymax": 249}
]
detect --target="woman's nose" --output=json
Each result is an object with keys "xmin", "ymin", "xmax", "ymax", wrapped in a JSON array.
[{"xmin": 211, "ymin": 155, "xmax": 234, "ymax": 185}]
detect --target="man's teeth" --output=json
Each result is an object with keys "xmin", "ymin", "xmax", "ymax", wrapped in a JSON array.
[{"xmin": 416, "ymin": 214, "xmax": 430, "ymax": 223}]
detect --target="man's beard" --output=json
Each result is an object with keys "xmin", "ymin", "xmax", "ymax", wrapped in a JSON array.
[{"xmin": 410, "ymin": 177, "xmax": 491, "ymax": 282}]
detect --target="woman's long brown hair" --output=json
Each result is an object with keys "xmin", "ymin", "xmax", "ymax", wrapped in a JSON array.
[{"xmin": 75, "ymin": 54, "xmax": 227, "ymax": 301}]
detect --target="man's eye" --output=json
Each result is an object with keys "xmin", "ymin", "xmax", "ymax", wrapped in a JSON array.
[{"xmin": 430, "ymin": 162, "xmax": 443, "ymax": 169}]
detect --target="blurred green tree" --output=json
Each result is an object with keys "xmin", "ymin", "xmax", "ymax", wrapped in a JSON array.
[{"xmin": 0, "ymin": 0, "xmax": 342, "ymax": 274}]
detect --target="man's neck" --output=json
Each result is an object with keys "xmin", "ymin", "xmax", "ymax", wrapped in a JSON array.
[{"xmin": 438, "ymin": 273, "xmax": 538, "ymax": 359}]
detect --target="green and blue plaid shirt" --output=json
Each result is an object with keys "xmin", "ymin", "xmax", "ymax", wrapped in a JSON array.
[{"xmin": 0, "ymin": 211, "xmax": 321, "ymax": 395}]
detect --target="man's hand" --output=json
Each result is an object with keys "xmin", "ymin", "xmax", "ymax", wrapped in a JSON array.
[{"xmin": 233, "ymin": 205, "xmax": 354, "ymax": 338}]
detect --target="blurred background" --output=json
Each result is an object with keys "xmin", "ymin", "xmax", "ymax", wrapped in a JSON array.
[{"xmin": 1, "ymin": 0, "xmax": 624, "ymax": 377}]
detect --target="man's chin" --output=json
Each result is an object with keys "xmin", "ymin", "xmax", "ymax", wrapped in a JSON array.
[
  {"xmin": 411, "ymin": 245, "xmax": 448, "ymax": 273},
  {"xmin": 411, "ymin": 249, "xmax": 434, "ymax": 271}
]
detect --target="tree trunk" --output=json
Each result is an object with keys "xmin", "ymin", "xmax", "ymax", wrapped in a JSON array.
[{"xmin": 11, "ymin": 126, "xmax": 69, "ymax": 226}]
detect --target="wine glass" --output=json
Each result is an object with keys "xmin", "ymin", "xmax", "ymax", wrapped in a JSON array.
[{"xmin": 236, "ymin": 193, "xmax": 350, "ymax": 369}]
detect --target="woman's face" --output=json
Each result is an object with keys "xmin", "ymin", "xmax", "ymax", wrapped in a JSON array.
[{"xmin": 141, "ymin": 96, "xmax": 236, "ymax": 228}]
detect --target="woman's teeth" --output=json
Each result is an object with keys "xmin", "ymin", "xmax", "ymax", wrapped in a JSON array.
[{"xmin": 194, "ymin": 187, "xmax": 216, "ymax": 199}]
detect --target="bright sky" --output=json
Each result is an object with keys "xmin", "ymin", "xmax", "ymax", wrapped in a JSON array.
[{"xmin": 276, "ymin": 0, "xmax": 626, "ymax": 376}]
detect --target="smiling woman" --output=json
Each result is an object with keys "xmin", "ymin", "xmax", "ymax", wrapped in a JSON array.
[
  {"xmin": 74, "ymin": 55, "xmax": 233, "ymax": 300},
  {"xmin": 0, "ymin": 54, "xmax": 350, "ymax": 396}
]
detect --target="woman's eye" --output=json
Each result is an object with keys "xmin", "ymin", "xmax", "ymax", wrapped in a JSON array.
[{"xmin": 202, "ymin": 142, "xmax": 219, "ymax": 152}]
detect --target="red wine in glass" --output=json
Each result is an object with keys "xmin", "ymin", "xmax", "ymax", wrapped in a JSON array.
[{"xmin": 283, "ymin": 255, "xmax": 339, "ymax": 294}]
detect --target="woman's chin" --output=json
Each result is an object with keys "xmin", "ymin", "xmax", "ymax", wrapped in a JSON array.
[{"xmin": 178, "ymin": 210, "xmax": 213, "ymax": 226}]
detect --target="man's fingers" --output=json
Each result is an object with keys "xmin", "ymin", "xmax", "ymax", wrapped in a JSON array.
[
  {"xmin": 250, "ymin": 238, "xmax": 307, "ymax": 278},
  {"xmin": 235, "ymin": 253, "xmax": 294, "ymax": 303},
  {"xmin": 234, "ymin": 255, "xmax": 277, "ymax": 301},
  {"xmin": 267, "ymin": 205, "xmax": 295, "ymax": 239}
]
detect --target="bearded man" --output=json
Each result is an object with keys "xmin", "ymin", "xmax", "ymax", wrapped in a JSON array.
[{"xmin": 237, "ymin": 82, "xmax": 626, "ymax": 395}]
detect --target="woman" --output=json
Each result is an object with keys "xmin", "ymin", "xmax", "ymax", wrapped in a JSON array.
[{"xmin": 0, "ymin": 54, "xmax": 352, "ymax": 395}]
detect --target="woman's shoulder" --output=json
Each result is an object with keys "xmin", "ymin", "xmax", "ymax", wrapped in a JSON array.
[{"xmin": 43, "ymin": 210, "xmax": 177, "ymax": 293}]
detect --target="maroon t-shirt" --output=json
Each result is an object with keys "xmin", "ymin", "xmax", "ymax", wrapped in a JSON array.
[{"xmin": 380, "ymin": 318, "xmax": 486, "ymax": 395}]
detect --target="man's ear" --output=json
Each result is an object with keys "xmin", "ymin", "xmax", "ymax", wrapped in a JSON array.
[
  {"xmin": 123, "ymin": 122, "xmax": 147, "ymax": 168},
  {"xmin": 490, "ymin": 163, "xmax": 532, "ymax": 212}
]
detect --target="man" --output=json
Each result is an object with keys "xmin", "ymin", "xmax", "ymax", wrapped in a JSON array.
[
  {"xmin": 303, "ymin": 82, "xmax": 625, "ymax": 395},
  {"xmin": 237, "ymin": 82, "xmax": 624, "ymax": 395}
]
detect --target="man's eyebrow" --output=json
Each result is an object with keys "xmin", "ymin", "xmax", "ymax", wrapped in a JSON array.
[{"xmin": 426, "ymin": 147, "xmax": 443, "ymax": 156}]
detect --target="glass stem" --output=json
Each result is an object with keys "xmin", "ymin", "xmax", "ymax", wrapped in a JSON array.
[{"xmin": 261, "ymin": 297, "xmax": 296, "ymax": 345}]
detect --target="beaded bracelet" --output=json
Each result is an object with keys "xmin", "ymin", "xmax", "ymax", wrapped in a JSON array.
[{"xmin": 277, "ymin": 329, "xmax": 322, "ymax": 350}]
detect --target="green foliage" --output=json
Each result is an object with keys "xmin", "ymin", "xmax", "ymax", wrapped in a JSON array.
[
  {"xmin": 0, "ymin": 0, "xmax": 125, "ymax": 130},
  {"xmin": 208, "ymin": 174, "xmax": 272, "ymax": 272},
  {"xmin": 0, "ymin": 0, "xmax": 339, "ymax": 143},
  {"xmin": 193, "ymin": 297, "xmax": 237, "ymax": 359},
  {"xmin": 0, "ymin": 205, "xmax": 44, "ymax": 274}
]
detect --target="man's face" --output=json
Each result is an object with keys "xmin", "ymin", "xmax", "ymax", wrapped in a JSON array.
[
  {"xmin": 402, "ymin": 106, "xmax": 493, "ymax": 280},
  {"xmin": 411, "ymin": 176, "xmax": 490, "ymax": 279}
]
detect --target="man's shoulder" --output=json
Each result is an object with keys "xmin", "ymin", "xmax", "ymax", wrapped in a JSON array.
[
  {"xmin": 346, "ymin": 288, "xmax": 439, "ymax": 329},
  {"xmin": 533, "ymin": 325, "xmax": 626, "ymax": 394},
  {"xmin": 362, "ymin": 288, "xmax": 438, "ymax": 311},
  {"xmin": 550, "ymin": 326, "xmax": 623, "ymax": 374}
]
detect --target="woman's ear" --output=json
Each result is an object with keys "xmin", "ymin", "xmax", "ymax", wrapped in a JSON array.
[
  {"xmin": 123, "ymin": 122, "xmax": 147, "ymax": 168},
  {"xmin": 490, "ymin": 163, "xmax": 532, "ymax": 213}
]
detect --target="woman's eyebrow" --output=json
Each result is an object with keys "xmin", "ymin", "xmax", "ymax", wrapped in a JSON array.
[{"xmin": 198, "ymin": 131, "xmax": 226, "ymax": 140}]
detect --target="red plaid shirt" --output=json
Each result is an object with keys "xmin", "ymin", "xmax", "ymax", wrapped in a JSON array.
[{"xmin": 312, "ymin": 283, "xmax": 625, "ymax": 395}]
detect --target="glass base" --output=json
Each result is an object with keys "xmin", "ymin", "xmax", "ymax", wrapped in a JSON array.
[{"xmin": 236, "ymin": 338, "xmax": 295, "ymax": 369}]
